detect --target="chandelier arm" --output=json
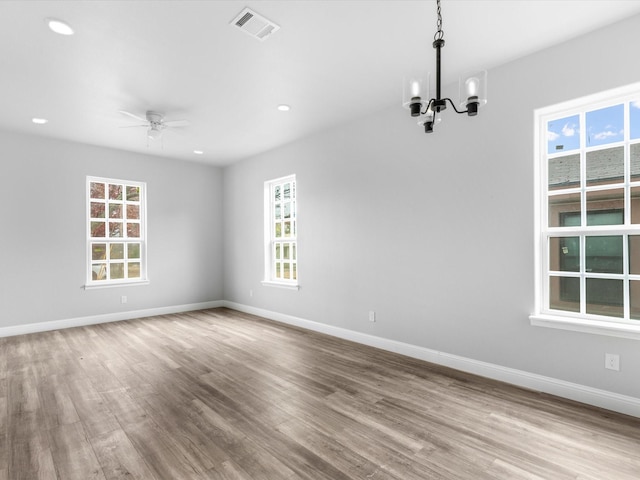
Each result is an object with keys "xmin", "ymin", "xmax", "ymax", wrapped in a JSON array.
[
  {"xmin": 444, "ymin": 98, "xmax": 469, "ymax": 115},
  {"xmin": 421, "ymin": 98, "xmax": 436, "ymax": 116}
]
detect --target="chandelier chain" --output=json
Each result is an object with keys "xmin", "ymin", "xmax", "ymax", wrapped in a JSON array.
[{"xmin": 434, "ymin": 0, "xmax": 444, "ymax": 41}]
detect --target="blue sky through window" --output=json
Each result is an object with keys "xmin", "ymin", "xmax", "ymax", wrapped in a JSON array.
[
  {"xmin": 586, "ymin": 104, "xmax": 623, "ymax": 147},
  {"xmin": 547, "ymin": 114, "xmax": 580, "ymax": 153},
  {"xmin": 631, "ymin": 100, "xmax": 640, "ymax": 140}
]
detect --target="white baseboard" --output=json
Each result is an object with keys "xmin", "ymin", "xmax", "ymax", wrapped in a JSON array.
[
  {"xmin": 222, "ymin": 301, "xmax": 640, "ymax": 418},
  {"xmin": 0, "ymin": 300, "xmax": 224, "ymax": 338}
]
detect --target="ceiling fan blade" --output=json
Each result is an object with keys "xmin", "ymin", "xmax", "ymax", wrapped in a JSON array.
[
  {"xmin": 118, "ymin": 124, "xmax": 149, "ymax": 128},
  {"xmin": 164, "ymin": 119, "xmax": 190, "ymax": 127},
  {"xmin": 118, "ymin": 110, "xmax": 148, "ymax": 122}
]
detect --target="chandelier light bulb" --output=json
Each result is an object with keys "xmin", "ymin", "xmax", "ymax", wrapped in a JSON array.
[{"xmin": 465, "ymin": 77, "xmax": 479, "ymax": 97}]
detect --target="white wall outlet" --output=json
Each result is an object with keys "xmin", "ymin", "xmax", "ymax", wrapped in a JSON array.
[
  {"xmin": 121, "ymin": 295, "xmax": 127, "ymax": 304},
  {"xmin": 368, "ymin": 311, "xmax": 376, "ymax": 322},
  {"xmin": 605, "ymin": 353, "xmax": 620, "ymax": 371}
]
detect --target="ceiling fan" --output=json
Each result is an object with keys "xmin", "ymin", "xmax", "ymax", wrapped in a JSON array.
[{"xmin": 118, "ymin": 110, "xmax": 189, "ymax": 140}]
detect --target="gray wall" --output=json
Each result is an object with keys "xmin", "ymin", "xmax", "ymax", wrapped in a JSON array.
[
  {"xmin": 222, "ymin": 15, "xmax": 640, "ymax": 398},
  {"xmin": 0, "ymin": 130, "xmax": 223, "ymax": 327}
]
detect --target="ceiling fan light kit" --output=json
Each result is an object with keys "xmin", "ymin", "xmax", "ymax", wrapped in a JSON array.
[{"xmin": 403, "ymin": 0, "xmax": 487, "ymax": 133}]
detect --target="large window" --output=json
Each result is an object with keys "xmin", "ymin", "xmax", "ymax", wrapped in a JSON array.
[
  {"xmin": 533, "ymin": 83, "xmax": 640, "ymax": 337},
  {"xmin": 86, "ymin": 176, "xmax": 147, "ymax": 287},
  {"xmin": 263, "ymin": 175, "xmax": 298, "ymax": 288}
]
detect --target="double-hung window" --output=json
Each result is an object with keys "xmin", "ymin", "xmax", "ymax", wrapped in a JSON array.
[
  {"xmin": 263, "ymin": 175, "xmax": 298, "ymax": 288},
  {"xmin": 532, "ymin": 83, "xmax": 640, "ymax": 338},
  {"xmin": 86, "ymin": 176, "xmax": 147, "ymax": 287}
]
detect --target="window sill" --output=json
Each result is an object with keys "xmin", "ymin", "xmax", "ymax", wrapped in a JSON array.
[
  {"xmin": 84, "ymin": 280, "xmax": 150, "ymax": 290},
  {"xmin": 530, "ymin": 313, "xmax": 640, "ymax": 340},
  {"xmin": 261, "ymin": 280, "xmax": 300, "ymax": 291}
]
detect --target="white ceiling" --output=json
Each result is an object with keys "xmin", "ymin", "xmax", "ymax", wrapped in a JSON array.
[{"xmin": 1, "ymin": 0, "xmax": 640, "ymax": 166}]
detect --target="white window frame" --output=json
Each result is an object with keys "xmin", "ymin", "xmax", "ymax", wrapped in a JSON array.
[
  {"xmin": 85, "ymin": 176, "xmax": 148, "ymax": 289},
  {"xmin": 531, "ymin": 82, "xmax": 640, "ymax": 340},
  {"xmin": 262, "ymin": 174, "xmax": 299, "ymax": 290}
]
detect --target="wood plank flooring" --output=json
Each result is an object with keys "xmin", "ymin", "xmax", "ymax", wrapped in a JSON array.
[{"xmin": 0, "ymin": 307, "xmax": 638, "ymax": 479}]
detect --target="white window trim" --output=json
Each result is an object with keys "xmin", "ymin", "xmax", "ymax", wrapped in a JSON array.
[
  {"xmin": 263, "ymin": 174, "xmax": 299, "ymax": 290},
  {"xmin": 85, "ymin": 176, "xmax": 148, "ymax": 289},
  {"xmin": 532, "ymin": 82, "xmax": 640, "ymax": 340}
]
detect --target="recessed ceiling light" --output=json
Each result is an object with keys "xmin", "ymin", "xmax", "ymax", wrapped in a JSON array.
[
  {"xmin": 277, "ymin": 104, "xmax": 291, "ymax": 112},
  {"xmin": 32, "ymin": 118, "xmax": 48, "ymax": 125},
  {"xmin": 193, "ymin": 150, "xmax": 204, "ymax": 155},
  {"xmin": 46, "ymin": 18, "xmax": 74, "ymax": 36}
]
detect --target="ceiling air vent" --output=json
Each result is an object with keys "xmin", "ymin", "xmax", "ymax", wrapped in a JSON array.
[{"xmin": 230, "ymin": 7, "xmax": 280, "ymax": 41}]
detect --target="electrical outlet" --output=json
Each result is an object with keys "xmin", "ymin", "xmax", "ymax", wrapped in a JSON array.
[
  {"xmin": 121, "ymin": 295, "xmax": 127, "ymax": 304},
  {"xmin": 605, "ymin": 353, "xmax": 620, "ymax": 371},
  {"xmin": 368, "ymin": 311, "xmax": 376, "ymax": 322}
]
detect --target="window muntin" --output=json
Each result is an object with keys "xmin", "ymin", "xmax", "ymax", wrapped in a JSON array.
[
  {"xmin": 264, "ymin": 175, "xmax": 298, "ymax": 286},
  {"xmin": 537, "ymin": 86, "xmax": 640, "ymax": 328},
  {"xmin": 87, "ymin": 177, "xmax": 146, "ymax": 286}
]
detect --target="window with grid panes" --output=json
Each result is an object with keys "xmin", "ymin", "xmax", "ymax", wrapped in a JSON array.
[
  {"xmin": 263, "ymin": 175, "xmax": 298, "ymax": 287},
  {"xmin": 533, "ymin": 83, "xmax": 640, "ymax": 336},
  {"xmin": 87, "ymin": 177, "xmax": 147, "ymax": 286}
]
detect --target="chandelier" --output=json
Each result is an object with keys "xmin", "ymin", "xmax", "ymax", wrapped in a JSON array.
[{"xmin": 403, "ymin": 0, "xmax": 487, "ymax": 133}]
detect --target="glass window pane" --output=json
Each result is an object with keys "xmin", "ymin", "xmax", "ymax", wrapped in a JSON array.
[
  {"xmin": 284, "ymin": 202, "xmax": 291, "ymax": 219},
  {"xmin": 90, "ymin": 182, "xmax": 105, "ymax": 199},
  {"xmin": 549, "ymin": 192, "xmax": 581, "ymax": 227},
  {"xmin": 128, "ymin": 262, "xmax": 140, "ymax": 279},
  {"xmin": 284, "ymin": 183, "xmax": 291, "ymax": 199},
  {"xmin": 586, "ymin": 278, "xmax": 623, "ymax": 318},
  {"xmin": 274, "ymin": 185, "xmax": 281, "ymax": 202},
  {"xmin": 275, "ymin": 204, "xmax": 281, "ymax": 220},
  {"xmin": 275, "ymin": 243, "xmax": 280, "ymax": 260},
  {"xmin": 91, "ymin": 202, "xmax": 105, "ymax": 218},
  {"xmin": 128, "ymin": 243, "xmax": 140, "ymax": 259},
  {"xmin": 630, "ymin": 280, "xmax": 640, "ymax": 320},
  {"xmin": 109, "ymin": 222, "xmax": 123, "ymax": 237},
  {"xmin": 110, "ymin": 263, "xmax": 124, "ymax": 279},
  {"xmin": 126, "ymin": 186, "xmax": 140, "ymax": 201},
  {"xmin": 284, "ymin": 221, "xmax": 291, "ymax": 237},
  {"xmin": 549, "ymin": 276, "xmax": 580, "ymax": 313},
  {"xmin": 293, "ymin": 263, "xmax": 297, "ymax": 280},
  {"xmin": 91, "ymin": 243, "xmax": 106, "ymax": 260},
  {"xmin": 631, "ymin": 187, "xmax": 640, "ymax": 224},
  {"xmin": 631, "ymin": 100, "xmax": 640, "ymax": 140},
  {"xmin": 275, "ymin": 222, "xmax": 282, "ymax": 238},
  {"xmin": 126, "ymin": 204, "xmax": 139, "ymax": 219},
  {"xmin": 629, "ymin": 236, "xmax": 640, "ymax": 275},
  {"xmin": 586, "ymin": 104, "xmax": 623, "ymax": 147},
  {"xmin": 91, "ymin": 221, "xmax": 105, "ymax": 237},
  {"xmin": 586, "ymin": 189, "xmax": 623, "ymax": 225},
  {"xmin": 110, "ymin": 243, "xmax": 124, "ymax": 260},
  {"xmin": 283, "ymin": 244, "xmax": 290, "ymax": 260},
  {"xmin": 127, "ymin": 223, "xmax": 140, "ymax": 238},
  {"xmin": 548, "ymin": 154, "xmax": 580, "ymax": 190},
  {"xmin": 549, "ymin": 237, "xmax": 579, "ymax": 272},
  {"xmin": 109, "ymin": 184, "xmax": 122, "ymax": 200},
  {"xmin": 586, "ymin": 146, "xmax": 623, "ymax": 186},
  {"xmin": 109, "ymin": 204, "xmax": 122, "ymax": 218},
  {"xmin": 92, "ymin": 264, "xmax": 107, "ymax": 281},
  {"xmin": 547, "ymin": 114, "xmax": 580, "ymax": 154},
  {"xmin": 275, "ymin": 263, "xmax": 281, "ymax": 278},
  {"xmin": 283, "ymin": 262, "xmax": 290, "ymax": 279},
  {"xmin": 586, "ymin": 236, "xmax": 622, "ymax": 274},
  {"xmin": 631, "ymin": 144, "xmax": 640, "ymax": 181},
  {"xmin": 292, "ymin": 244, "xmax": 296, "ymax": 260}
]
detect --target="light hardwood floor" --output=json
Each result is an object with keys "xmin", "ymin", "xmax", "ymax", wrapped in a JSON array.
[{"xmin": 0, "ymin": 308, "xmax": 638, "ymax": 479}]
